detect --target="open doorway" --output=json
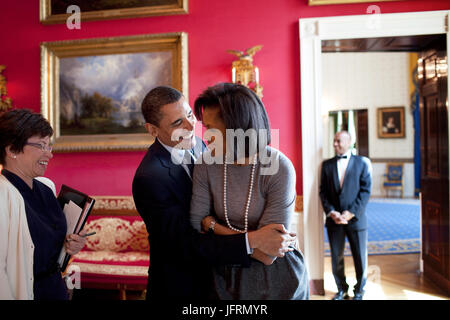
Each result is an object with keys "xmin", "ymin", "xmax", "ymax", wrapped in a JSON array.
[
  {"xmin": 299, "ymin": 11, "xmax": 450, "ymax": 297},
  {"xmin": 320, "ymin": 38, "xmax": 445, "ymax": 298}
]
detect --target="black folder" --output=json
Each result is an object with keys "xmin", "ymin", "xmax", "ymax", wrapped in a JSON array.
[{"xmin": 57, "ymin": 184, "xmax": 95, "ymax": 273}]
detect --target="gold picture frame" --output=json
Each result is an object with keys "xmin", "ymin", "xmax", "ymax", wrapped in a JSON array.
[
  {"xmin": 377, "ymin": 106, "xmax": 405, "ymax": 139},
  {"xmin": 309, "ymin": 0, "xmax": 398, "ymax": 5},
  {"xmin": 40, "ymin": 0, "xmax": 188, "ymax": 24},
  {"xmin": 41, "ymin": 32, "xmax": 188, "ymax": 152}
]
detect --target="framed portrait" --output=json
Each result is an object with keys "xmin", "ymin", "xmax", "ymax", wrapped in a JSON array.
[
  {"xmin": 377, "ymin": 106, "xmax": 405, "ymax": 139},
  {"xmin": 40, "ymin": 0, "xmax": 188, "ymax": 24},
  {"xmin": 309, "ymin": 0, "xmax": 399, "ymax": 5},
  {"xmin": 41, "ymin": 32, "xmax": 188, "ymax": 152}
]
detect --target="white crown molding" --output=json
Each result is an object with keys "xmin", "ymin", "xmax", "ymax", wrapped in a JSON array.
[{"xmin": 300, "ymin": 10, "xmax": 449, "ymax": 40}]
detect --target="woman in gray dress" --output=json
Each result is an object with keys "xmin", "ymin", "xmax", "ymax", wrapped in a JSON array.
[{"xmin": 190, "ymin": 83, "xmax": 309, "ymax": 300}]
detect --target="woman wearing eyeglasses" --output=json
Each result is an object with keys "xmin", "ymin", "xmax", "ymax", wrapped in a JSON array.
[{"xmin": 0, "ymin": 109, "xmax": 86, "ymax": 300}]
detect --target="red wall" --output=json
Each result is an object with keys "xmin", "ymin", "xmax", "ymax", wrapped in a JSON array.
[{"xmin": 1, "ymin": 0, "xmax": 449, "ymax": 196}]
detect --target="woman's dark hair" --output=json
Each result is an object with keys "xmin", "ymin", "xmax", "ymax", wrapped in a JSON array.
[
  {"xmin": 194, "ymin": 83, "xmax": 271, "ymax": 159},
  {"xmin": 0, "ymin": 109, "xmax": 53, "ymax": 165},
  {"xmin": 141, "ymin": 86, "xmax": 183, "ymax": 126}
]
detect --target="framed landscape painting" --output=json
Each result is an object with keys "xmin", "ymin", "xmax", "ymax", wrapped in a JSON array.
[
  {"xmin": 40, "ymin": 0, "xmax": 188, "ymax": 24},
  {"xmin": 377, "ymin": 106, "xmax": 405, "ymax": 139},
  {"xmin": 41, "ymin": 32, "xmax": 188, "ymax": 152}
]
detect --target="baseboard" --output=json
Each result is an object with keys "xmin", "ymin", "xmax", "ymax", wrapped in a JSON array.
[
  {"xmin": 309, "ymin": 279, "xmax": 325, "ymax": 295},
  {"xmin": 295, "ymin": 195, "xmax": 303, "ymax": 212},
  {"xmin": 423, "ymin": 264, "xmax": 450, "ymax": 296}
]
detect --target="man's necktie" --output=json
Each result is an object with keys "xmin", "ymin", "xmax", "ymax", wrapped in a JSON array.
[
  {"xmin": 187, "ymin": 150, "xmax": 195, "ymax": 177},
  {"xmin": 337, "ymin": 155, "xmax": 347, "ymax": 159}
]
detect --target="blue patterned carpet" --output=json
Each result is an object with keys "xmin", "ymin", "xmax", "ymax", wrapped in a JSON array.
[{"xmin": 324, "ymin": 199, "xmax": 421, "ymax": 255}]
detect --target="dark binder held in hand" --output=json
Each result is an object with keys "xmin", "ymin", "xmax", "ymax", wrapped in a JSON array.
[{"xmin": 57, "ymin": 184, "xmax": 95, "ymax": 273}]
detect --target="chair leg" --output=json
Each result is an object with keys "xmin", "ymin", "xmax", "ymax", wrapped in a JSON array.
[{"xmin": 119, "ymin": 288, "xmax": 127, "ymax": 300}]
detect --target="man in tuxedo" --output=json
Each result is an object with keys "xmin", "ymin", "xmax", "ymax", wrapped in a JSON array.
[
  {"xmin": 132, "ymin": 86, "xmax": 296, "ymax": 300},
  {"xmin": 319, "ymin": 131, "xmax": 372, "ymax": 300}
]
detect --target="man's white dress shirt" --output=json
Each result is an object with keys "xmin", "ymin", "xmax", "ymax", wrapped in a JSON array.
[{"xmin": 337, "ymin": 150, "xmax": 352, "ymax": 188}]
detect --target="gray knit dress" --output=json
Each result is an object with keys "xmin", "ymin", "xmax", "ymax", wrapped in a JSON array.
[{"xmin": 190, "ymin": 147, "xmax": 309, "ymax": 300}]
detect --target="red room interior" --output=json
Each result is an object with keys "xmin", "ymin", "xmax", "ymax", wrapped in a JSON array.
[{"xmin": 1, "ymin": 0, "xmax": 449, "ymax": 196}]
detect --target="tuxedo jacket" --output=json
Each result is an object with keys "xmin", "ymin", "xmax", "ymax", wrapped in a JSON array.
[
  {"xmin": 132, "ymin": 138, "xmax": 250, "ymax": 300},
  {"xmin": 319, "ymin": 154, "xmax": 372, "ymax": 231}
]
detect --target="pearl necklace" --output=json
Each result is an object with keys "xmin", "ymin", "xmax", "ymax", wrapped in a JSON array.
[{"xmin": 223, "ymin": 155, "xmax": 257, "ymax": 233}]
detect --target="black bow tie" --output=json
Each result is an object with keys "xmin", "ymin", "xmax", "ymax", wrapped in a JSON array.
[{"xmin": 337, "ymin": 155, "xmax": 348, "ymax": 159}]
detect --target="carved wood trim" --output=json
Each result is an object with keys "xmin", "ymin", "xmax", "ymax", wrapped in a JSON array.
[
  {"xmin": 91, "ymin": 196, "xmax": 137, "ymax": 216},
  {"xmin": 295, "ymin": 195, "xmax": 303, "ymax": 212},
  {"xmin": 91, "ymin": 195, "xmax": 304, "ymax": 215}
]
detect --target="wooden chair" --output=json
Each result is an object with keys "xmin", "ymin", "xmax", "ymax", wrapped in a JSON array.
[{"xmin": 383, "ymin": 163, "xmax": 404, "ymax": 198}]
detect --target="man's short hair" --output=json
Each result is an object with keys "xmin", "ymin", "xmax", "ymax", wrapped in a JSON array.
[
  {"xmin": 337, "ymin": 130, "xmax": 352, "ymax": 140},
  {"xmin": 141, "ymin": 86, "xmax": 183, "ymax": 126}
]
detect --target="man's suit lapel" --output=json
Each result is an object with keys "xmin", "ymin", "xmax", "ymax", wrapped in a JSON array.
[
  {"xmin": 331, "ymin": 157, "xmax": 341, "ymax": 194},
  {"xmin": 341, "ymin": 155, "xmax": 355, "ymax": 191},
  {"xmin": 153, "ymin": 140, "xmax": 192, "ymax": 206}
]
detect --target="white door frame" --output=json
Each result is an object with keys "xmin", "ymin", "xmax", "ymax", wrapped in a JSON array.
[{"xmin": 299, "ymin": 10, "xmax": 450, "ymax": 294}]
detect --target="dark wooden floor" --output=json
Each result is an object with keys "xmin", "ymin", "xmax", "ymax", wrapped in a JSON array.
[
  {"xmin": 312, "ymin": 253, "xmax": 448, "ymax": 300},
  {"xmin": 71, "ymin": 253, "xmax": 448, "ymax": 300}
]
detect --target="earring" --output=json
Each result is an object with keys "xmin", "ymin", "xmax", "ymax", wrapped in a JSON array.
[{"xmin": 12, "ymin": 155, "xmax": 16, "ymax": 159}]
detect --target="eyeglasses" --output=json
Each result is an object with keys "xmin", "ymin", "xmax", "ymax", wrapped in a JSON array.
[{"xmin": 25, "ymin": 142, "xmax": 53, "ymax": 152}]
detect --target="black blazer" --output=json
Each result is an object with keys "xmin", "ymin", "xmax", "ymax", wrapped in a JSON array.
[
  {"xmin": 319, "ymin": 154, "xmax": 372, "ymax": 231},
  {"xmin": 132, "ymin": 138, "xmax": 250, "ymax": 300}
]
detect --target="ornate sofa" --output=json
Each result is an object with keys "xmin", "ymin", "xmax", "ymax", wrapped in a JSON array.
[
  {"xmin": 70, "ymin": 196, "xmax": 149, "ymax": 300},
  {"xmin": 69, "ymin": 195, "xmax": 303, "ymax": 300}
]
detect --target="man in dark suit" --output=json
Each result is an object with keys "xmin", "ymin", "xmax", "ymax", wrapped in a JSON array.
[
  {"xmin": 132, "ymin": 86, "xmax": 296, "ymax": 300},
  {"xmin": 319, "ymin": 130, "xmax": 372, "ymax": 300}
]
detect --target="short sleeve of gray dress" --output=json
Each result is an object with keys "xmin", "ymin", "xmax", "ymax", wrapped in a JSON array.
[{"xmin": 190, "ymin": 159, "xmax": 213, "ymax": 232}]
